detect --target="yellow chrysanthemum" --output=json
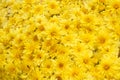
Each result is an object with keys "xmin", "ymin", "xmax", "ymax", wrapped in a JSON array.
[
  {"xmin": 47, "ymin": 0, "xmax": 60, "ymax": 14},
  {"xmin": 46, "ymin": 23, "xmax": 61, "ymax": 39},
  {"xmin": 32, "ymin": 5, "xmax": 44, "ymax": 15},
  {"xmin": 0, "ymin": 0, "xmax": 120, "ymax": 80},
  {"xmin": 68, "ymin": 66, "xmax": 85, "ymax": 80},
  {"xmin": 110, "ymin": 0, "xmax": 120, "ymax": 10},
  {"xmin": 41, "ymin": 59, "xmax": 54, "ymax": 73},
  {"xmin": 95, "ymin": 29, "xmax": 112, "ymax": 48},
  {"xmin": 55, "ymin": 56, "xmax": 70, "ymax": 73},
  {"xmin": 61, "ymin": 34, "xmax": 77, "ymax": 46},
  {"xmin": 96, "ymin": 55, "xmax": 120, "ymax": 79}
]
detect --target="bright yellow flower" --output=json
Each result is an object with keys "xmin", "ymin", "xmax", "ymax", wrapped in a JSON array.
[
  {"xmin": 46, "ymin": 23, "xmax": 61, "ymax": 39},
  {"xmin": 24, "ymin": 41, "xmax": 40, "ymax": 54},
  {"xmin": 47, "ymin": 0, "xmax": 60, "ymax": 14},
  {"xmin": 96, "ymin": 55, "xmax": 120, "ymax": 79},
  {"xmin": 72, "ymin": 43, "xmax": 87, "ymax": 55},
  {"xmin": 28, "ymin": 70, "xmax": 43, "ymax": 80},
  {"xmin": 32, "ymin": 5, "xmax": 44, "ymax": 15},
  {"xmin": 60, "ymin": 19, "xmax": 73, "ymax": 34},
  {"xmin": 95, "ymin": 29, "xmax": 112, "ymax": 48},
  {"xmin": 77, "ymin": 49, "xmax": 94, "ymax": 71},
  {"xmin": 79, "ymin": 33, "xmax": 95, "ymax": 47},
  {"xmin": 5, "ymin": 62, "xmax": 17, "ymax": 75},
  {"xmin": 41, "ymin": 59, "xmax": 54, "ymax": 73},
  {"xmin": 55, "ymin": 56, "xmax": 70, "ymax": 73},
  {"xmin": 56, "ymin": 44, "xmax": 69, "ymax": 56},
  {"xmin": 110, "ymin": 0, "xmax": 120, "ymax": 10},
  {"xmin": 61, "ymin": 34, "xmax": 77, "ymax": 46},
  {"xmin": 42, "ymin": 38, "xmax": 57, "ymax": 51},
  {"xmin": 68, "ymin": 65, "xmax": 85, "ymax": 80},
  {"xmin": 0, "ymin": 0, "xmax": 120, "ymax": 79}
]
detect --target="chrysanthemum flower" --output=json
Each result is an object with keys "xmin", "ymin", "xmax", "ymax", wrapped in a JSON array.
[
  {"xmin": 72, "ymin": 43, "xmax": 87, "ymax": 55},
  {"xmin": 41, "ymin": 59, "xmax": 54, "ymax": 73},
  {"xmin": 46, "ymin": 23, "xmax": 61, "ymax": 39},
  {"xmin": 68, "ymin": 66, "xmax": 85, "ymax": 80},
  {"xmin": 96, "ymin": 55, "xmax": 120, "ymax": 79},
  {"xmin": 47, "ymin": 0, "xmax": 60, "ymax": 14},
  {"xmin": 111, "ymin": 0, "xmax": 120, "ymax": 10},
  {"xmin": 0, "ymin": 0, "xmax": 120, "ymax": 80},
  {"xmin": 24, "ymin": 41, "xmax": 40, "ymax": 54},
  {"xmin": 56, "ymin": 45, "xmax": 69, "ymax": 56},
  {"xmin": 55, "ymin": 56, "xmax": 70, "ymax": 72},
  {"xmin": 96, "ymin": 30, "xmax": 112, "ymax": 48},
  {"xmin": 32, "ymin": 5, "xmax": 44, "ymax": 15},
  {"xmin": 61, "ymin": 34, "xmax": 77, "ymax": 46}
]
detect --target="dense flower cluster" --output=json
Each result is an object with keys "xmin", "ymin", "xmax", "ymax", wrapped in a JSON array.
[{"xmin": 0, "ymin": 0, "xmax": 120, "ymax": 80}]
